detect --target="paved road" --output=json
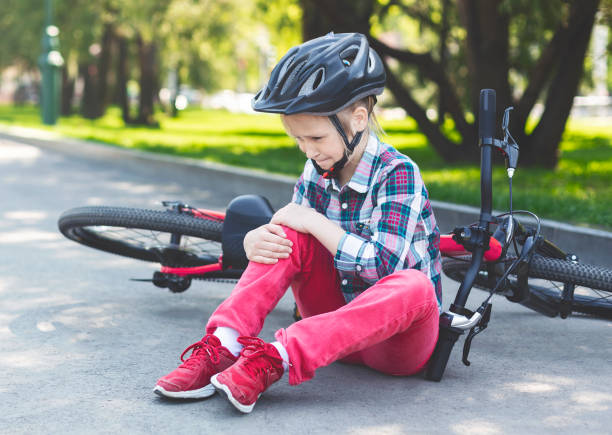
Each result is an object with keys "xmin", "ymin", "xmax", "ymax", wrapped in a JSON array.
[{"xmin": 1, "ymin": 137, "xmax": 611, "ymax": 434}]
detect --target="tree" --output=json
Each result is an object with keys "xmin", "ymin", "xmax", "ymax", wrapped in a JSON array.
[
  {"xmin": 1, "ymin": 0, "xmax": 303, "ymax": 123},
  {"xmin": 306, "ymin": 0, "xmax": 604, "ymax": 168}
]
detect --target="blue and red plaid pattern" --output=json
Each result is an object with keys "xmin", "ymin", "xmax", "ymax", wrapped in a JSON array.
[{"xmin": 292, "ymin": 134, "xmax": 442, "ymax": 309}]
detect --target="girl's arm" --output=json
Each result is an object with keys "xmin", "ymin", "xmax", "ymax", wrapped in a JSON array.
[
  {"xmin": 270, "ymin": 203, "xmax": 344, "ymax": 255},
  {"xmin": 275, "ymin": 162, "xmax": 344, "ymax": 254}
]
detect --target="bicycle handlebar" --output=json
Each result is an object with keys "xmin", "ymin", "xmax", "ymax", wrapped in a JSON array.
[
  {"xmin": 479, "ymin": 89, "xmax": 496, "ymax": 144},
  {"xmin": 451, "ymin": 89, "xmax": 496, "ymax": 308}
]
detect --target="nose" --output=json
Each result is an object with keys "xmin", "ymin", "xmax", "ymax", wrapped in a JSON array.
[{"xmin": 303, "ymin": 145, "xmax": 319, "ymax": 160}]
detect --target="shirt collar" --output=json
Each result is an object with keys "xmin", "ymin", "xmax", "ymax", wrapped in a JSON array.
[{"xmin": 326, "ymin": 134, "xmax": 379, "ymax": 194}]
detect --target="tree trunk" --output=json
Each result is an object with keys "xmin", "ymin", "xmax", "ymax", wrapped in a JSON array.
[
  {"xmin": 437, "ymin": 0, "xmax": 451, "ymax": 126},
  {"xmin": 116, "ymin": 35, "xmax": 131, "ymax": 124},
  {"xmin": 458, "ymin": 0, "xmax": 512, "ymax": 136},
  {"xmin": 97, "ymin": 23, "xmax": 114, "ymax": 115},
  {"xmin": 79, "ymin": 63, "xmax": 99, "ymax": 119},
  {"xmin": 520, "ymin": 0, "xmax": 600, "ymax": 167},
  {"xmin": 61, "ymin": 67, "xmax": 75, "ymax": 116},
  {"xmin": 134, "ymin": 34, "xmax": 158, "ymax": 126},
  {"xmin": 300, "ymin": 0, "xmax": 373, "ymax": 40}
]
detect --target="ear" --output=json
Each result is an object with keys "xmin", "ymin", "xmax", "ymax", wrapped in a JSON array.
[{"xmin": 350, "ymin": 105, "xmax": 369, "ymax": 132}]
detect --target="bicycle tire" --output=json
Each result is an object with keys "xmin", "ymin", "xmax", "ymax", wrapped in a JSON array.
[
  {"xmin": 58, "ymin": 206, "xmax": 224, "ymax": 265},
  {"xmin": 442, "ymin": 255, "xmax": 612, "ymax": 319}
]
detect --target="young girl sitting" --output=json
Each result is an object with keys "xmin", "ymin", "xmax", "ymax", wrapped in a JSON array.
[{"xmin": 154, "ymin": 32, "xmax": 442, "ymax": 414}]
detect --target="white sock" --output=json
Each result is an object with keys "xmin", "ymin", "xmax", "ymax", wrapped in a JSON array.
[
  {"xmin": 271, "ymin": 341, "xmax": 290, "ymax": 373},
  {"xmin": 213, "ymin": 326, "xmax": 242, "ymax": 356}
]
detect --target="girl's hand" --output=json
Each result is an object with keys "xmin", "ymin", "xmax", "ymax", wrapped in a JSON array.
[
  {"xmin": 243, "ymin": 223, "xmax": 293, "ymax": 264},
  {"xmin": 270, "ymin": 203, "xmax": 317, "ymax": 234}
]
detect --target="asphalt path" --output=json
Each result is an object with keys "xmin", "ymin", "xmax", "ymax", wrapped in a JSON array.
[{"xmin": 1, "ymin": 137, "xmax": 611, "ymax": 434}]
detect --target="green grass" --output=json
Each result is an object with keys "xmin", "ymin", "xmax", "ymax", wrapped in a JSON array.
[{"xmin": 1, "ymin": 104, "xmax": 611, "ymax": 230}]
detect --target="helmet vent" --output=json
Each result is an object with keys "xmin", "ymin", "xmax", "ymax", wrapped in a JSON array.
[
  {"xmin": 340, "ymin": 45, "xmax": 359, "ymax": 68},
  {"xmin": 278, "ymin": 54, "xmax": 295, "ymax": 83},
  {"xmin": 299, "ymin": 67, "xmax": 325, "ymax": 96},
  {"xmin": 281, "ymin": 60, "xmax": 307, "ymax": 95},
  {"xmin": 368, "ymin": 51, "xmax": 376, "ymax": 73}
]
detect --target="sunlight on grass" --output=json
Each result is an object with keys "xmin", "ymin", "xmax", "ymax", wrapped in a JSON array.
[{"xmin": 0, "ymin": 104, "xmax": 610, "ymax": 229}]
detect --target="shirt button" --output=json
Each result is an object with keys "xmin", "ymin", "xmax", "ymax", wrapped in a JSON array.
[
  {"xmin": 341, "ymin": 202, "xmax": 348, "ymax": 210},
  {"xmin": 341, "ymin": 279, "xmax": 348, "ymax": 286},
  {"xmin": 356, "ymin": 265, "xmax": 362, "ymax": 272}
]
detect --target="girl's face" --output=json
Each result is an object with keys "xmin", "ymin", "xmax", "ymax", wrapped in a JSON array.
[{"xmin": 282, "ymin": 114, "xmax": 346, "ymax": 170}]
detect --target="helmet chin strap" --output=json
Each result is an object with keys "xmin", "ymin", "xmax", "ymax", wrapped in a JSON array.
[{"xmin": 311, "ymin": 114, "xmax": 364, "ymax": 179}]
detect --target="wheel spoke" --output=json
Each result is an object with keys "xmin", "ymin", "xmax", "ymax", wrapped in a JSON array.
[
  {"xmin": 83, "ymin": 225, "xmax": 222, "ymax": 258},
  {"xmin": 573, "ymin": 288, "xmax": 612, "ymax": 306},
  {"xmin": 535, "ymin": 278, "xmax": 612, "ymax": 307}
]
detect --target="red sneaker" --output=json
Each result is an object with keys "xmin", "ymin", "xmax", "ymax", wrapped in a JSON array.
[
  {"xmin": 210, "ymin": 336, "xmax": 284, "ymax": 413},
  {"xmin": 154, "ymin": 334, "xmax": 237, "ymax": 399}
]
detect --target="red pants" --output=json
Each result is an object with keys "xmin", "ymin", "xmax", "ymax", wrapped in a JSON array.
[{"xmin": 206, "ymin": 227, "xmax": 439, "ymax": 385}]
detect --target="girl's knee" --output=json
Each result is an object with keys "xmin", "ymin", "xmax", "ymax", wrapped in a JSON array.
[
  {"xmin": 279, "ymin": 226, "xmax": 325, "ymax": 253},
  {"xmin": 278, "ymin": 225, "xmax": 312, "ymax": 244},
  {"xmin": 390, "ymin": 269, "xmax": 436, "ymax": 302},
  {"xmin": 391, "ymin": 268, "xmax": 430, "ymax": 285}
]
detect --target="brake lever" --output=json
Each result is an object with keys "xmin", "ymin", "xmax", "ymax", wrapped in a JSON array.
[
  {"xmin": 462, "ymin": 302, "xmax": 492, "ymax": 366},
  {"xmin": 493, "ymin": 107, "xmax": 519, "ymax": 175}
]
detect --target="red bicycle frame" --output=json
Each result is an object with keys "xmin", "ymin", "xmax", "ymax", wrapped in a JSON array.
[{"xmin": 159, "ymin": 207, "xmax": 503, "ymax": 278}]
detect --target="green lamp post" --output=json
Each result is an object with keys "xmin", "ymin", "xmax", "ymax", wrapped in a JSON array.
[{"xmin": 38, "ymin": 0, "xmax": 64, "ymax": 125}]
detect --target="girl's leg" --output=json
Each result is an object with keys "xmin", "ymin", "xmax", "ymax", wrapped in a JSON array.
[
  {"xmin": 205, "ymin": 227, "xmax": 343, "ymax": 336},
  {"xmin": 275, "ymin": 269, "xmax": 439, "ymax": 385},
  {"xmin": 156, "ymin": 228, "xmax": 341, "ymax": 400},
  {"xmin": 352, "ymin": 304, "xmax": 439, "ymax": 376}
]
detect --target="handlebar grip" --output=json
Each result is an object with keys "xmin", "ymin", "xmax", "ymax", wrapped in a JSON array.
[{"xmin": 479, "ymin": 89, "xmax": 496, "ymax": 144}]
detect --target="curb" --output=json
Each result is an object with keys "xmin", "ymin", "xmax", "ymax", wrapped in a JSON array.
[{"xmin": 1, "ymin": 125, "xmax": 610, "ymax": 267}]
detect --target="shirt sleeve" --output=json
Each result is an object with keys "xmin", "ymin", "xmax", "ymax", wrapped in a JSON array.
[{"xmin": 333, "ymin": 162, "xmax": 423, "ymax": 284}]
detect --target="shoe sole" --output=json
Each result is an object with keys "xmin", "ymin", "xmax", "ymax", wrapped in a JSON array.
[
  {"xmin": 153, "ymin": 383, "xmax": 215, "ymax": 399},
  {"xmin": 210, "ymin": 374, "xmax": 258, "ymax": 414}
]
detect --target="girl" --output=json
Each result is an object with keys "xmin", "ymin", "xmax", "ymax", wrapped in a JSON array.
[{"xmin": 154, "ymin": 32, "xmax": 442, "ymax": 414}]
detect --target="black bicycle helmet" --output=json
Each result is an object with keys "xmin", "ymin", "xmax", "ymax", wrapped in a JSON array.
[
  {"xmin": 252, "ymin": 32, "xmax": 385, "ymax": 115},
  {"xmin": 252, "ymin": 32, "xmax": 386, "ymax": 179}
]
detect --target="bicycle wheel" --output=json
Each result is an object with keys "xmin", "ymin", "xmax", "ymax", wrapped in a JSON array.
[
  {"xmin": 442, "ymin": 255, "xmax": 612, "ymax": 319},
  {"xmin": 58, "ymin": 206, "xmax": 224, "ymax": 266}
]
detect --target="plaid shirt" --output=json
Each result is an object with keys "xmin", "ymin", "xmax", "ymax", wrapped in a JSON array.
[{"xmin": 292, "ymin": 134, "xmax": 442, "ymax": 309}]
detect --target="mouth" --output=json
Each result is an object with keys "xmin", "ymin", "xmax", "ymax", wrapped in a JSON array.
[{"xmin": 315, "ymin": 158, "xmax": 332, "ymax": 167}]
